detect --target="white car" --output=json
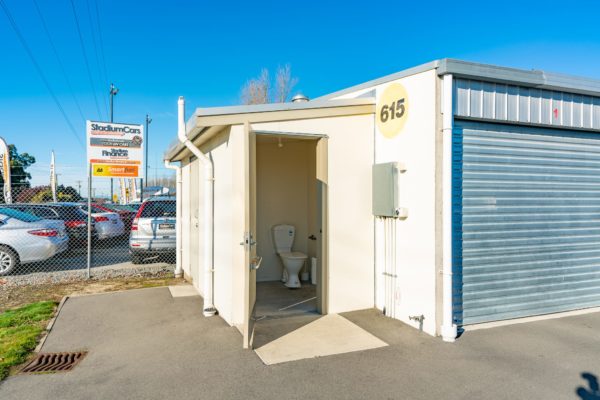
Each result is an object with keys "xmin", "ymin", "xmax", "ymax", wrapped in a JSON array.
[
  {"xmin": 0, "ymin": 207, "xmax": 69, "ymax": 275},
  {"xmin": 78, "ymin": 204, "xmax": 125, "ymax": 240}
]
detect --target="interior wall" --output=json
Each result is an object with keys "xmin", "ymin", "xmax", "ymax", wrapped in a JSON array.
[
  {"xmin": 256, "ymin": 139, "xmax": 317, "ymax": 282},
  {"xmin": 307, "ymin": 143, "xmax": 318, "ymax": 258},
  {"xmin": 253, "ymin": 115, "xmax": 376, "ymax": 314}
]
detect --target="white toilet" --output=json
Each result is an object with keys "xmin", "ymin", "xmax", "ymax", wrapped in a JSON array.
[{"xmin": 272, "ymin": 224, "xmax": 307, "ymax": 289}]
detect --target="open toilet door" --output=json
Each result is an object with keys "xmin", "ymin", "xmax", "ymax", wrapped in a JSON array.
[{"xmin": 242, "ymin": 122, "xmax": 258, "ymax": 349}]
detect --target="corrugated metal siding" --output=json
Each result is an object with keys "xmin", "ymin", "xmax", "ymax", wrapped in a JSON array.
[
  {"xmin": 455, "ymin": 79, "xmax": 600, "ymax": 131},
  {"xmin": 453, "ymin": 121, "xmax": 600, "ymax": 325}
]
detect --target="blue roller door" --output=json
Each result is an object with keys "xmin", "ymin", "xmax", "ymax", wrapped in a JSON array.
[{"xmin": 453, "ymin": 121, "xmax": 600, "ymax": 325}]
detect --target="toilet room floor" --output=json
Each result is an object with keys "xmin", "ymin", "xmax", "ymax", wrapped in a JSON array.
[{"xmin": 255, "ymin": 281, "xmax": 317, "ymax": 319}]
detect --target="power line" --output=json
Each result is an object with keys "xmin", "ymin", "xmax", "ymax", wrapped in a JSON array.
[
  {"xmin": 32, "ymin": 0, "xmax": 87, "ymax": 123},
  {"xmin": 69, "ymin": 0, "xmax": 104, "ymax": 120},
  {"xmin": 86, "ymin": 0, "xmax": 109, "ymax": 118},
  {"xmin": 0, "ymin": 0, "xmax": 84, "ymax": 148},
  {"xmin": 94, "ymin": 0, "xmax": 109, "ymax": 91}
]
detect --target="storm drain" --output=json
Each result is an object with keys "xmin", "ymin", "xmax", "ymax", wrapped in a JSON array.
[{"xmin": 21, "ymin": 352, "xmax": 87, "ymax": 374}]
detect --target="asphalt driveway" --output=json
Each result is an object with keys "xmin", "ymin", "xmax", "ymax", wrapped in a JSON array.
[{"xmin": 1, "ymin": 287, "xmax": 599, "ymax": 400}]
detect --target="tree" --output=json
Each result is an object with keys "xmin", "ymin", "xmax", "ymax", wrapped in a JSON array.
[
  {"xmin": 241, "ymin": 68, "xmax": 270, "ymax": 105},
  {"xmin": 0, "ymin": 144, "xmax": 35, "ymax": 202},
  {"xmin": 274, "ymin": 64, "xmax": 298, "ymax": 103},
  {"xmin": 18, "ymin": 185, "xmax": 82, "ymax": 203},
  {"xmin": 240, "ymin": 64, "xmax": 298, "ymax": 105}
]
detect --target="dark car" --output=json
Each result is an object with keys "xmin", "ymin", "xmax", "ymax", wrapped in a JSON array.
[{"xmin": 1, "ymin": 204, "xmax": 96, "ymax": 246}]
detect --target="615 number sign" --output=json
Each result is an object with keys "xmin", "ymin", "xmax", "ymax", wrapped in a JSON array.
[
  {"xmin": 380, "ymin": 98, "xmax": 405, "ymax": 122},
  {"xmin": 376, "ymin": 83, "xmax": 409, "ymax": 138}
]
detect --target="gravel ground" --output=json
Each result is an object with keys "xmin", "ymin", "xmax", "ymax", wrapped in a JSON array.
[
  {"xmin": 0, "ymin": 263, "xmax": 175, "ymax": 288},
  {"xmin": 0, "ymin": 275, "xmax": 184, "ymax": 312}
]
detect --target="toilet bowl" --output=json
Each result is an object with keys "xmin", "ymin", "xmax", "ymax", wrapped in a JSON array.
[
  {"xmin": 272, "ymin": 224, "xmax": 307, "ymax": 289},
  {"xmin": 279, "ymin": 252, "xmax": 307, "ymax": 288}
]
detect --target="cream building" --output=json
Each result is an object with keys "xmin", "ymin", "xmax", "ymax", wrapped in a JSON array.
[{"xmin": 164, "ymin": 59, "xmax": 600, "ymax": 347}]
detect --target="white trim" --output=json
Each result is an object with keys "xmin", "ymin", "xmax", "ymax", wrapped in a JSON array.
[
  {"xmin": 441, "ymin": 74, "xmax": 457, "ymax": 342},
  {"xmin": 464, "ymin": 307, "xmax": 600, "ymax": 331}
]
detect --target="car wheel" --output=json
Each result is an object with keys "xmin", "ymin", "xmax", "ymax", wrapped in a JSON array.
[
  {"xmin": 0, "ymin": 245, "xmax": 19, "ymax": 276},
  {"xmin": 131, "ymin": 254, "xmax": 144, "ymax": 264}
]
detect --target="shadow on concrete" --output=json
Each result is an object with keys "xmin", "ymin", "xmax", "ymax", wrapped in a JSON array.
[
  {"xmin": 577, "ymin": 372, "xmax": 600, "ymax": 399},
  {"xmin": 253, "ymin": 281, "xmax": 320, "ymax": 348}
]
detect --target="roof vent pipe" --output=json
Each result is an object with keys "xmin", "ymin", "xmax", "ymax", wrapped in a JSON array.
[
  {"xmin": 291, "ymin": 93, "xmax": 309, "ymax": 103},
  {"xmin": 176, "ymin": 96, "xmax": 216, "ymax": 317}
]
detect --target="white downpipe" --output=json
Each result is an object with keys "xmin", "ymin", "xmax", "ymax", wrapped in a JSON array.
[
  {"xmin": 177, "ymin": 96, "xmax": 216, "ymax": 317},
  {"xmin": 164, "ymin": 160, "xmax": 182, "ymax": 278},
  {"xmin": 441, "ymin": 74, "xmax": 458, "ymax": 342}
]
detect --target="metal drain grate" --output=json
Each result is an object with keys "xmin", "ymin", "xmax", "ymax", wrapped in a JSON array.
[{"xmin": 21, "ymin": 352, "xmax": 87, "ymax": 374}]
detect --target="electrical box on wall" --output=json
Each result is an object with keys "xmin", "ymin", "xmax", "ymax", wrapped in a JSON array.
[{"xmin": 372, "ymin": 162, "xmax": 406, "ymax": 218}]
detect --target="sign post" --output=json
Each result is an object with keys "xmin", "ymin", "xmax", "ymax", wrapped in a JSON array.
[
  {"xmin": 50, "ymin": 150, "xmax": 57, "ymax": 203},
  {"xmin": 0, "ymin": 137, "xmax": 12, "ymax": 204},
  {"xmin": 87, "ymin": 162, "xmax": 92, "ymax": 279}
]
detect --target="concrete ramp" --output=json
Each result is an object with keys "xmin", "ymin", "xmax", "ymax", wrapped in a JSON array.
[
  {"xmin": 254, "ymin": 314, "xmax": 387, "ymax": 365},
  {"xmin": 168, "ymin": 285, "xmax": 199, "ymax": 298}
]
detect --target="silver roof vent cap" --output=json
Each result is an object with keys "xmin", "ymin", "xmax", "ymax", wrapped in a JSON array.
[{"xmin": 291, "ymin": 93, "xmax": 309, "ymax": 103}]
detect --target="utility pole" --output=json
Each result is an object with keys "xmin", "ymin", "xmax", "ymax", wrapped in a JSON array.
[
  {"xmin": 109, "ymin": 83, "xmax": 118, "ymax": 202},
  {"xmin": 142, "ymin": 114, "xmax": 151, "ymax": 201},
  {"xmin": 76, "ymin": 180, "xmax": 82, "ymax": 196}
]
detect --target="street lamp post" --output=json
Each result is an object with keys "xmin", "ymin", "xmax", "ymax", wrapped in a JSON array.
[
  {"xmin": 142, "ymin": 114, "xmax": 151, "ymax": 201},
  {"xmin": 109, "ymin": 83, "xmax": 118, "ymax": 202}
]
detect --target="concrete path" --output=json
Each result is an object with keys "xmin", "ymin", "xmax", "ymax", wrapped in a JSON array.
[
  {"xmin": 1, "ymin": 287, "xmax": 599, "ymax": 400},
  {"xmin": 255, "ymin": 314, "xmax": 387, "ymax": 365}
]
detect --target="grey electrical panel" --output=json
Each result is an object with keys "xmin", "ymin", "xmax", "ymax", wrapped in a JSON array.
[{"xmin": 372, "ymin": 162, "xmax": 404, "ymax": 218}]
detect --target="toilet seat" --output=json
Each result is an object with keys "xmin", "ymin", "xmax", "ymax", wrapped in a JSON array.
[{"xmin": 279, "ymin": 251, "xmax": 307, "ymax": 260}]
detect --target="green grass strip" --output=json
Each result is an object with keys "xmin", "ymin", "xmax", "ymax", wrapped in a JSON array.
[{"xmin": 0, "ymin": 301, "xmax": 56, "ymax": 380}]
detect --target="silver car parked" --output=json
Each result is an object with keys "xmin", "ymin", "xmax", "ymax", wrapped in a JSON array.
[
  {"xmin": 77, "ymin": 204, "xmax": 125, "ymax": 240},
  {"xmin": 0, "ymin": 207, "xmax": 69, "ymax": 275},
  {"xmin": 129, "ymin": 197, "xmax": 176, "ymax": 264}
]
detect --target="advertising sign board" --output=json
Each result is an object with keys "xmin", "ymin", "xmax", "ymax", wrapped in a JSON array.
[{"xmin": 86, "ymin": 121, "xmax": 144, "ymax": 178}]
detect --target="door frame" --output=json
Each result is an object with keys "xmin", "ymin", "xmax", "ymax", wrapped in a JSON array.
[
  {"xmin": 242, "ymin": 122, "xmax": 257, "ymax": 349},
  {"xmin": 241, "ymin": 129, "xmax": 329, "ymax": 349}
]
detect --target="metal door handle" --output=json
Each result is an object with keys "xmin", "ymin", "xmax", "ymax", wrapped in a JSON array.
[{"xmin": 250, "ymin": 256, "xmax": 262, "ymax": 270}]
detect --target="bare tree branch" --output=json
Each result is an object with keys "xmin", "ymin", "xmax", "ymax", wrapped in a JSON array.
[
  {"xmin": 240, "ymin": 65, "xmax": 298, "ymax": 104},
  {"xmin": 241, "ymin": 68, "xmax": 270, "ymax": 105},
  {"xmin": 275, "ymin": 64, "xmax": 298, "ymax": 103}
]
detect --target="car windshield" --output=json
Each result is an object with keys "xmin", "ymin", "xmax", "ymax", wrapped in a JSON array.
[
  {"xmin": 111, "ymin": 205, "xmax": 136, "ymax": 212},
  {"xmin": 79, "ymin": 205, "xmax": 108, "ymax": 214},
  {"xmin": 140, "ymin": 201, "xmax": 176, "ymax": 218},
  {"xmin": 53, "ymin": 206, "xmax": 86, "ymax": 220},
  {"xmin": 125, "ymin": 203, "xmax": 141, "ymax": 211},
  {"xmin": 0, "ymin": 207, "xmax": 42, "ymax": 223}
]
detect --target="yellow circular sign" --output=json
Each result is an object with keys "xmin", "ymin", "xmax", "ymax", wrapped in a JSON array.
[{"xmin": 376, "ymin": 83, "xmax": 409, "ymax": 138}]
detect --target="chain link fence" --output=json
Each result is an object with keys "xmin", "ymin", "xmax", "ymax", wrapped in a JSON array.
[{"xmin": 0, "ymin": 186, "xmax": 176, "ymax": 288}]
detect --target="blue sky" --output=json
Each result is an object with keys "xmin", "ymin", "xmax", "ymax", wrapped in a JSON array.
[{"xmin": 1, "ymin": 0, "xmax": 600, "ymax": 196}]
